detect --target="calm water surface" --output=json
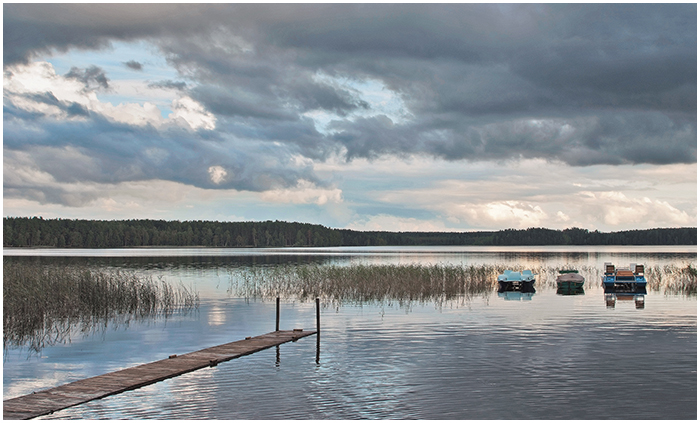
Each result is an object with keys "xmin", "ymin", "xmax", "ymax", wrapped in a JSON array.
[{"xmin": 3, "ymin": 246, "xmax": 697, "ymax": 419}]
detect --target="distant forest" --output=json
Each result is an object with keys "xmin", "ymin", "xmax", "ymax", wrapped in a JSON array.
[{"xmin": 3, "ymin": 217, "xmax": 696, "ymax": 248}]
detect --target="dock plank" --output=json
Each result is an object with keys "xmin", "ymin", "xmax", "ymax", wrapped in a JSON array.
[{"xmin": 4, "ymin": 330, "xmax": 316, "ymax": 420}]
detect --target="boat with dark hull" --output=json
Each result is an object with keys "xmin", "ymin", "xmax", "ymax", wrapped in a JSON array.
[
  {"xmin": 497, "ymin": 270, "xmax": 536, "ymax": 293},
  {"xmin": 556, "ymin": 270, "xmax": 585, "ymax": 290}
]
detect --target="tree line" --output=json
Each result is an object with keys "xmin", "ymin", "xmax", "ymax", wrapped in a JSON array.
[{"xmin": 3, "ymin": 217, "xmax": 697, "ymax": 248}]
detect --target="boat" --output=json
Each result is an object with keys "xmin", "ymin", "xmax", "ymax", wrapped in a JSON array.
[
  {"xmin": 556, "ymin": 270, "xmax": 585, "ymax": 290},
  {"xmin": 497, "ymin": 270, "xmax": 535, "ymax": 293},
  {"xmin": 601, "ymin": 263, "xmax": 647, "ymax": 292}
]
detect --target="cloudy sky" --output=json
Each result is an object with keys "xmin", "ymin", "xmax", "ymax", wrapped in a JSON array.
[{"xmin": 3, "ymin": 4, "xmax": 697, "ymax": 232}]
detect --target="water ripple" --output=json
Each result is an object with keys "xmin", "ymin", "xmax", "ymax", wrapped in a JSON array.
[{"xmin": 26, "ymin": 286, "xmax": 697, "ymax": 420}]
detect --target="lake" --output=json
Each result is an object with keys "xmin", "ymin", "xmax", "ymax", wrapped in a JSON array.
[{"xmin": 3, "ymin": 246, "xmax": 697, "ymax": 419}]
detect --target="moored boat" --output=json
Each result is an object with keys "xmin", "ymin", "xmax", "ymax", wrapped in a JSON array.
[
  {"xmin": 497, "ymin": 269, "xmax": 536, "ymax": 292},
  {"xmin": 556, "ymin": 270, "xmax": 584, "ymax": 290},
  {"xmin": 601, "ymin": 263, "xmax": 647, "ymax": 292}
]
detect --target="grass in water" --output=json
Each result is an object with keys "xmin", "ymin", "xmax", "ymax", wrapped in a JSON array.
[
  {"xmin": 229, "ymin": 262, "xmax": 697, "ymax": 307},
  {"xmin": 231, "ymin": 263, "xmax": 506, "ymax": 308},
  {"xmin": 645, "ymin": 264, "xmax": 697, "ymax": 295},
  {"xmin": 4, "ymin": 263, "xmax": 199, "ymax": 352}
]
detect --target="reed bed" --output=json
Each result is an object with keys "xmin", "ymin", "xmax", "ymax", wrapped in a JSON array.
[
  {"xmin": 645, "ymin": 264, "xmax": 697, "ymax": 295},
  {"xmin": 533, "ymin": 263, "xmax": 696, "ymax": 295},
  {"xmin": 4, "ymin": 262, "xmax": 199, "ymax": 352},
  {"xmin": 229, "ymin": 262, "xmax": 697, "ymax": 308},
  {"xmin": 230, "ymin": 263, "xmax": 507, "ymax": 309}
]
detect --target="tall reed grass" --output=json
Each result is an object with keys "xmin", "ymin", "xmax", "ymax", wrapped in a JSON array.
[
  {"xmin": 519, "ymin": 263, "xmax": 697, "ymax": 295},
  {"xmin": 230, "ymin": 263, "xmax": 507, "ymax": 309},
  {"xmin": 4, "ymin": 263, "xmax": 199, "ymax": 352},
  {"xmin": 645, "ymin": 264, "xmax": 697, "ymax": 295},
  {"xmin": 228, "ymin": 262, "xmax": 697, "ymax": 308}
]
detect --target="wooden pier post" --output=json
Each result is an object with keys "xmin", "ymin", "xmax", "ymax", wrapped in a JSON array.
[
  {"xmin": 316, "ymin": 297, "xmax": 321, "ymax": 364},
  {"xmin": 316, "ymin": 297, "xmax": 320, "ymax": 335},
  {"xmin": 276, "ymin": 297, "xmax": 280, "ymax": 331}
]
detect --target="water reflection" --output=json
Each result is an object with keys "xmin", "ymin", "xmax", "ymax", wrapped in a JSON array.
[
  {"xmin": 38, "ymin": 292, "xmax": 696, "ymax": 420},
  {"xmin": 5, "ymin": 246, "xmax": 696, "ymax": 270},
  {"xmin": 3, "ymin": 254, "xmax": 333, "ymax": 270},
  {"xmin": 557, "ymin": 286, "xmax": 585, "ymax": 296},
  {"xmin": 3, "ymin": 247, "xmax": 695, "ymax": 420},
  {"xmin": 604, "ymin": 287, "xmax": 647, "ymax": 309},
  {"xmin": 497, "ymin": 291, "xmax": 535, "ymax": 301},
  {"xmin": 207, "ymin": 305, "xmax": 227, "ymax": 326}
]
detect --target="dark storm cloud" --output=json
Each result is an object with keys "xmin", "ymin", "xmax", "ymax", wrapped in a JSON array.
[
  {"xmin": 217, "ymin": 117, "xmax": 332, "ymax": 161},
  {"xmin": 3, "ymin": 3, "xmax": 224, "ymax": 65},
  {"xmin": 190, "ymin": 85, "xmax": 297, "ymax": 122},
  {"xmin": 3, "ymin": 111, "xmax": 324, "ymax": 205},
  {"xmin": 148, "ymin": 80, "xmax": 187, "ymax": 91},
  {"xmin": 65, "ymin": 66, "xmax": 110, "ymax": 90},
  {"xmin": 5, "ymin": 92, "xmax": 90, "ymax": 119},
  {"xmin": 189, "ymin": 79, "xmax": 369, "ymax": 123},
  {"xmin": 124, "ymin": 60, "xmax": 143, "ymax": 71},
  {"xmin": 3, "ymin": 3, "xmax": 697, "ymax": 205},
  {"xmin": 292, "ymin": 80, "xmax": 370, "ymax": 117}
]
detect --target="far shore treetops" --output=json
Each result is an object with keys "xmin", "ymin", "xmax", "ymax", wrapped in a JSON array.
[{"xmin": 3, "ymin": 217, "xmax": 696, "ymax": 248}]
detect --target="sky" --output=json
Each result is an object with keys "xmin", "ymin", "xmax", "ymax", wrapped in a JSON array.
[{"xmin": 3, "ymin": 3, "xmax": 697, "ymax": 232}]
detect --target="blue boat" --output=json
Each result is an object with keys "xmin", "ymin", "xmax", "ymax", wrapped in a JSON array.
[
  {"xmin": 497, "ymin": 270, "xmax": 536, "ymax": 292},
  {"xmin": 601, "ymin": 263, "xmax": 647, "ymax": 292}
]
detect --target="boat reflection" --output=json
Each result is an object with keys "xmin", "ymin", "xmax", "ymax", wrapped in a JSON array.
[
  {"xmin": 497, "ymin": 283, "xmax": 536, "ymax": 301},
  {"xmin": 557, "ymin": 286, "xmax": 585, "ymax": 296},
  {"xmin": 604, "ymin": 287, "xmax": 646, "ymax": 309},
  {"xmin": 497, "ymin": 291, "xmax": 535, "ymax": 301}
]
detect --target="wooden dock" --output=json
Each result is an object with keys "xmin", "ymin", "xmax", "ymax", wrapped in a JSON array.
[{"xmin": 3, "ymin": 329, "xmax": 316, "ymax": 420}]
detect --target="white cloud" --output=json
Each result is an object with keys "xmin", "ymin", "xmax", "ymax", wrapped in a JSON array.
[
  {"xmin": 4, "ymin": 61, "xmax": 215, "ymax": 130},
  {"xmin": 322, "ymin": 156, "xmax": 696, "ymax": 231},
  {"xmin": 3, "ymin": 176, "xmax": 249, "ymax": 221},
  {"xmin": 346, "ymin": 215, "xmax": 451, "ymax": 232},
  {"xmin": 259, "ymin": 180, "xmax": 342, "ymax": 205},
  {"xmin": 208, "ymin": 166, "xmax": 228, "ymax": 184},
  {"xmin": 556, "ymin": 211, "xmax": 571, "ymax": 223},
  {"xmin": 170, "ymin": 96, "xmax": 217, "ymax": 130},
  {"xmin": 446, "ymin": 200, "xmax": 548, "ymax": 229},
  {"xmin": 578, "ymin": 191, "xmax": 694, "ymax": 227}
]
